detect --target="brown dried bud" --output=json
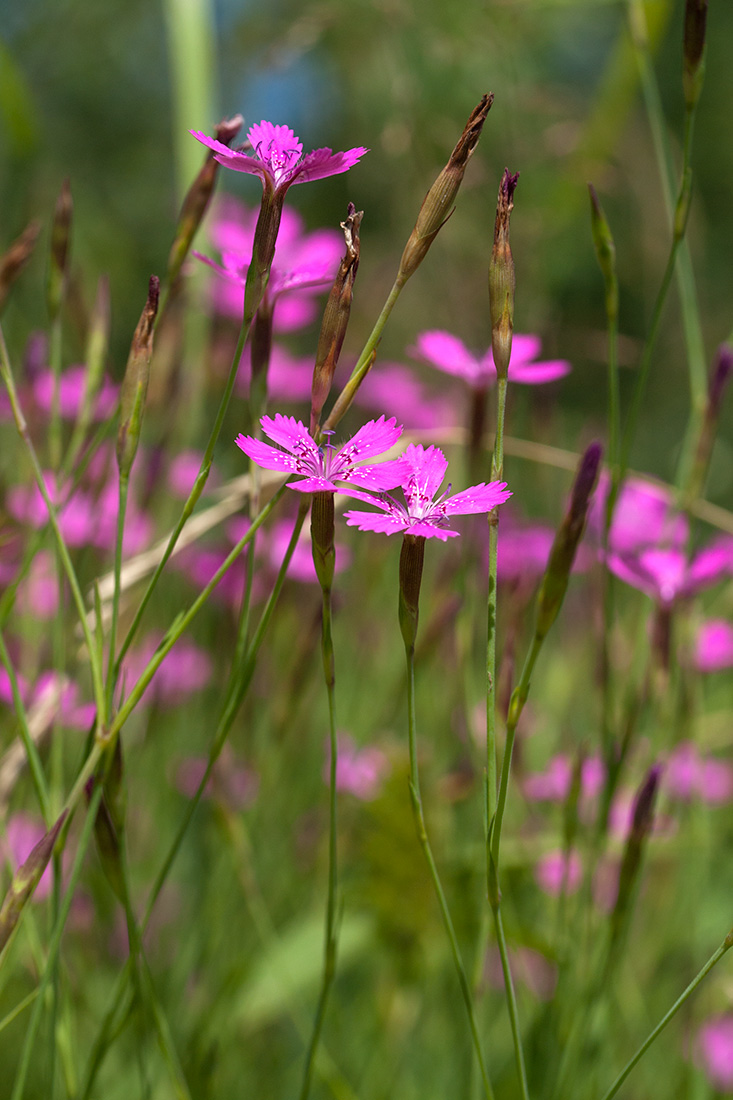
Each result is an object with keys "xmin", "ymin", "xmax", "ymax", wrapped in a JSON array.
[
  {"xmin": 117, "ymin": 276, "xmax": 159, "ymax": 477},
  {"xmin": 311, "ymin": 203, "xmax": 363, "ymax": 435},
  {"xmin": 488, "ymin": 169, "xmax": 519, "ymax": 379},
  {"xmin": 398, "ymin": 94, "xmax": 493, "ymax": 283},
  {"xmin": 0, "ymin": 220, "xmax": 41, "ymax": 315},
  {"xmin": 47, "ymin": 179, "xmax": 73, "ymax": 320},
  {"xmin": 167, "ymin": 114, "xmax": 244, "ymax": 286}
]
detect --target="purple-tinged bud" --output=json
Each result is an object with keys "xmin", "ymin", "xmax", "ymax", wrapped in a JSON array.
[
  {"xmin": 488, "ymin": 168, "xmax": 518, "ymax": 380},
  {"xmin": 588, "ymin": 184, "xmax": 618, "ymax": 323},
  {"xmin": 117, "ymin": 276, "xmax": 159, "ymax": 478},
  {"xmin": 683, "ymin": 0, "xmax": 708, "ymax": 109},
  {"xmin": 398, "ymin": 94, "xmax": 493, "ymax": 284},
  {"xmin": 610, "ymin": 765, "xmax": 661, "ymax": 946},
  {"xmin": 167, "ymin": 114, "xmax": 244, "ymax": 287},
  {"xmin": 0, "ymin": 810, "xmax": 67, "ymax": 953},
  {"xmin": 398, "ymin": 534, "xmax": 426, "ymax": 652},
  {"xmin": 535, "ymin": 441, "xmax": 602, "ymax": 640},
  {"xmin": 47, "ymin": 179, "xmax": 73, "ymax": 321},
  {"xmin": 684, "ymin": 344, "xmax": 733, "ymax": 506},
  {"xmin": 311, "ymin": 203, "xmax": 363, "ymax": 436},
  {"xmin": 0, "ymin": 220, "xmax": 41, "ymax": 315}
]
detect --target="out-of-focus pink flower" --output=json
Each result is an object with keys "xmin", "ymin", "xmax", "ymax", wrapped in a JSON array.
[
  {"xmin": 196, "ymin": 197, "xmax": 343, "ymax": 330},
  {"xmin": 591, "ymin": 475, "xmax": 688, "ymax": 555},
  {"xmin": 534, "ymin": 849, "xmax": 582, "ymax": 896},
  {"xmin": 235, "ymin": 343, "xmax": 313, "ymax": 403},
  {"xmin": 17, "ymin": 550, "xmax": 59, "ymax": 619},
  {"xmin": 695, "ymin": 620, "xmax": 733, "ymax": 672},
  {"xmin": 176, "ymin": 747, "xmax": 259, "ymax": 810},
  {"xmin": 497, "ymin": 523, "xmax": 555, "ymax": 585},
  {"xmin": 411, "ymin": 330, "xmax": 571, "ymax": 388},
  {"xmin": 353, "ymin": 361, "xmax": 460, "ymax": 432},
  {"xmin": 485, "ymin": 945, "xmax": 558, "ymax": 1001},
  {"xmin": 2, "ymin": 814, "xmax": 53, "ymax": 901},
  {"xmin": 237, "ymin": 414, "xmax": 404, "ymax": 494},
  {"xmin": 324, "ymin": 733, "xmax": 390, "ymax": 801},
  {"xmin": 7, "ymin": 474, "xmax": 96, "ymax": 547},
  {"xmin": 698, "ymin": 1017, "xmax": 733, "ymax": 1091},
  {"xmin": 344, "ymin": 444, "xmax": 511, "ymax": 541},
  {"xmin": 121, "ymin": 636, "xmax": 213, "ymax": 707},
  {"xmin": 91, "ymin": 480, "xmax": 153, "ymax": 555},
  {"xmin": 665, "ymin": 742, "xmax": 733, "ymax": 804},
  {"xmin": 608, "ymin": 536, "xmax": 733, "ymax": 607},
  {"xmin": 31, "ymin": 672, "xmax": 95, "ymax": 731},
  {"xmin": 524, "ymin": 753, "xmax": 605, "ymax": 803},
  {"xmin": 173, "ymin": 546, "xmax": 250, "ymax": 606},
  {"xmin": 32, "ymin": 365, "xmax": 118, "ymax": 420},
  {"xmin": 167, "ymin": 450, "xmax": 220, "ymax": 499},
  {"xmin": 191, "ymin": 121, "xmax": 368, "ymax": 195}
]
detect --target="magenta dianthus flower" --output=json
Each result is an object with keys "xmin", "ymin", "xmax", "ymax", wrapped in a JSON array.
[
  {"xmin": 191, "ymin": 121, "xmax": 368, "ymax": 196},
  {"xmin": 236, "ymin": 414, "xmax": 403, "ymax": 494},
  {"xmin": 344, "ymin": 443, "xmax": 511, "ymax": 541},
  {"xmin": 411, "ymin": 330, "xmax": 571, "ymax": 388}
]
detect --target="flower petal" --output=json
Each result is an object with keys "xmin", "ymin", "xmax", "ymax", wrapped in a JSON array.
[
  {"xmin": 235, "ymin": 434, "xmax": 301, "ymax": 474},
  {"xmin": 290, "ymin": 146, "xmax": 369, "ymax": 185},
  {"xmin": 441, "ymin": 481, "xmax": 512, "ymax": 515},
  {"xmin": 411, "ymin": 330, "xmax": 481, "ymax": 383}
]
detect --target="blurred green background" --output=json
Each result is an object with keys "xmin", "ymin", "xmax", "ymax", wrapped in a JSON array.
[{"xmin": 1, "ymin": 0, "xmax": 732, "ymax": 483}]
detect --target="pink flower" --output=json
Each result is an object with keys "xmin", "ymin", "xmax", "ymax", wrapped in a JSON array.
[
  {"xmin": 344, "ymin": 443, "xmax": 511, "ymax": 541},
  {"xmin": 665, "ymin": 742, "xmax": 733, "ymax": 804},
  {"xmin": 191, "ymin": 121, "xmax": 368, "ymax": 196},
  {"xmin": 121, "ymin": 636, "xmax": 213, "ymax": 707},
  {"xmin": 411, "ymin": 330, "xmax": 571, "ymax": 388},
  {"xmin": 353, "ymin": 361, "xmax": 460, "ymax": 431},
  {"xmin": 695, "ymin": 620, "xmax": 733, "ymax": 672},
  {"xmin": 698, "ymin": 1017, "xmax": 733, "ymax": 1090},
  {"xmin": 176, "ymin": 747, "xmax": 258, "ymax": 810},
  {"xmin": 32, "ymin": 365, "xmax": 118, "ymax": 420},
  {"xmin": 325, "ymin": 734, "xmax": 390, "ymax": 801},
  {"xmin": 607, "ymin": 537, "xmax": 733, "ymax": 606},
  {"xmin": 485, "ymin": 946, "xmax": 558, "ymax": 1001},
  {"xmin": 523, "ymin": 754, "xmax": 605, "ymax": 803},
  {"xmin": 7, "ymin": 473, "xmax": 96, "ymax": 547},
  {"xmin": 31, "ymin": 673, "xmax": 96, "ymax": 731},
  {"xmin": 236, "ymin": 415, "xmax": 404, "ymax": 494},
  {"xmin": 591, "ymin": 475, "xmax": 688, "ymax": 554},
  {"xmin": 235, "ymin": 343, "xmax": 313, "ymax": 403},
  {"xmin": 167, "ymin": 451, "xmax": 220, "ymax": 499},
  {"xmin": 534, "ymin": 849, "xmax": 582, "ymax": 896},
  {"xmin": 196, "ymin": 197, "xmax": 343, "ymax": 330}
]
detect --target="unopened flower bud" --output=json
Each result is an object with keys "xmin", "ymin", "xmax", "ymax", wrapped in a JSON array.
[
  {"xmin": 117, "ymin": 276, "xmax": 159, "ymax": 477},
  {"xmin": 0, "ymin": 220, "xmax": 41, "ymax": 315},
  {"xmin": 47, "ymin": 179, "xmax": 73, "ymax": 321},
  {"xmin": 167, "ymin": 114, "xmax": 244, "ymax": 286},
  {"xmin": 683, "ymin": 0, "xmax": 708, "ymax": 110},
  {"xmin": 610, "ymin": 764, "xmax": 661, "ymax": 946},
  {"xmin": 685, "ymin": 344, "xmax": 733, "ymax": 505},
  {"xmin": 588, "ymin": 183, "xmax": 618, "ymax": 324},
  {"xmin": 311, "ymin": 203, "xmax": 363, "ymax": 435},
  {"xmin": 536, "ymin": 441, "xmax": 602, "ymax": 640},
  {"xmin": 398, "ymin": 94, "xmax": 493, "ymax": 284},
  {"xmin": 398, "ymin": 534, "xmax": 426, "ymax": 651},
  {"xmin": 0, "ymin": 811, "xmax": 67, "ymax": 953},
  {"xmin": 488, "ymin": 169, "xmax": 519, "ymax": 379}
]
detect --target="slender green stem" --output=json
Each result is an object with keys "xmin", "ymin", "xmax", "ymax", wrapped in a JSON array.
[
  {"xmin": 10, "ymin": 782, "xmax": 104, "ymax": 1100},
  {"xmin": 299, "ymin": 578, "xmax": 339, "ymax": 1100},
  {"xmin": 115, "ymin": 309, "xmax": 255, "ymax": 673},
  {"xmin": 0, "ymin": 990, "xmax": 38, "ymax": 1036},
  {"xmin": 106, "ymin": 473, "xmax": 129, "ymax": 714},
  {"xmin": 405, "ymin": 641, "xmax": 494, "ymax": 1100},
  {"xmin": 0, "ymin": 630, "xmax": 50, "ymax": 819},
  {"xmin": 0, "ymin": 325, "xmax": 106, "ymax": 724},
  {"xmin": 599, "ymin": 936, "xmax": 732, "ymax": 1100},
  {"xmin": 490, "ymin": 904, "xmax": 529, "ymax": 1099},
  {"xmin": 79, "ymin": 501, "xmax": 308, "ymax": 1098},
  {"xmin": 486, "ymin": 374, "xmax": 507, "ymax": 828}
]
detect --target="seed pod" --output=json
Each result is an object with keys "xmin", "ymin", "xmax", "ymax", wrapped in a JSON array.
[
  {"xmin": 167, "ymin": 114, "xmax": 244, "ymax": 286},
  {"xmin": 398, "ymin": 94, "xmax": 493, "ymax": 284},
  {"xmin": 117, "ymin": 276, "xmax": 159, "ymax": 477},
  {"xmin": 47, "ymin": 179, "xmax": 73, "ymax": 321},
  {"xmin": 311, "ymin": 204, "xmax": 363, "ymax": 435},
  {"xmin": 683, "ymin": 0, "xmax": 708, "ymax": 110}
]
